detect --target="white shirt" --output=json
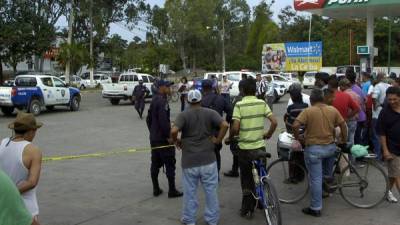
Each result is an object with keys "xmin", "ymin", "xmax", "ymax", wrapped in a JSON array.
[
  {"xmin": 0, "ymin": 138, "xmax": 39, "ymax": 216},
  {"xmin": 372, "ymin": 82, "xmax": 390, "ymax": 118},
  {"xmin": 219, "ymin": 80, "xmax": 232, "ymax": 94},
  {"xmin": 287, "ymin": 93, "xmax": 311, "ymax": 107}
]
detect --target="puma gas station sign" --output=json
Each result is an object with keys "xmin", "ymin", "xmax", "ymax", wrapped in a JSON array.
[{"xmin": 295, "ymin": 0, "xmax": 399, "ymax": 11}]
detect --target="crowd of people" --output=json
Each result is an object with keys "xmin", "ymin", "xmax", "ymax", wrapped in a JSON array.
[{"xmin": 1, "ymin": 68, "xmax": 399, "ymax": 225}]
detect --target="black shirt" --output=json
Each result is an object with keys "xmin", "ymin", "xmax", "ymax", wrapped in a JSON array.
[
  {"xmin": 286, "ymin": 102, "xmax": 308, "ymax": 133},
  {"xmin": 377, "ymin": 106, "xmax": 400, "ymax": 156},
  {"xmin": 149, "ymin": 94, "xmax": 171, "ymax": 144},
  {"xmin": 201, "ymin": 92, "xmax": 232, "ymax": 123}
]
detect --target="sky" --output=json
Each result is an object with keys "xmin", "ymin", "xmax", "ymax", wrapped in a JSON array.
[
  {"xmin": 57, "ymin": 0, "xmax": 295, "ymax": 41},
  {"xmin": 108, "ymin": 0, "xmax": 295, "ymax": 41}
]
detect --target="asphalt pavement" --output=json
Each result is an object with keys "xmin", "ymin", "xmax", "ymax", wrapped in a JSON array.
[{"xmin": 0, "ymin": 91, "xmax": 399, "ymax": 225}]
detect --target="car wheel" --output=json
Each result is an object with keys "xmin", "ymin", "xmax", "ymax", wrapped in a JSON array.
[
  {"xmin": 1, "ymin": 106, "xmax": 14, "ymax": 116},
  {"xmin": 70, "ymin": 95, "xmax": 80, "ymax": 111},
  {"xmin": 46, "ymin": 106, "xmax": 55, "ymax": 111},
  {"xmin": 28, "ymin": 99, "xmax": 41, "ymax": 116},
  {"xmin": 110, "ymin": 99, "xmax": 120, "ymax": 105},
  {"xmin": 303, "ymin": 85, "xmax": 308, "ymax": 89},
  {"xmin": 273, "ymin": 90, "xmax": 279, "ymax": 103}
]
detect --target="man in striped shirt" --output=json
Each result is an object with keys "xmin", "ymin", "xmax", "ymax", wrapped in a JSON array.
[{"xmin": 230, "ymin": 78, "xmax": 278, "ymax": 218}]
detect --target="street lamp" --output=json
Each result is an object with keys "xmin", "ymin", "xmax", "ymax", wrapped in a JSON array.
[{"xmin": 207, "ymin": 21, "xmax": 244, "ymax": 72}]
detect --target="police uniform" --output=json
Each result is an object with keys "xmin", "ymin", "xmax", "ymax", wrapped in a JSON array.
[
  {"xmin": 133, "ymin": 82, "xmax": 150, "ymax": 118},
  {"xmin": 148, "ymin": 82, "xmax": 182, "ymax": 198}
]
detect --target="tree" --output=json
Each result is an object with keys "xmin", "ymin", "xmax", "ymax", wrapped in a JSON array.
[
  {"xmin": 56, "ymin": 42, "xmax": 89, "ymax": 74},
  {"xmin": 103, "ymin": 34, "xmax": 127, "ymax": 71}
]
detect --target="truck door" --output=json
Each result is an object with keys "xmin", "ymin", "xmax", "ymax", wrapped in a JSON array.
[
  {"xmin": 53, "ymin": 77, "xmax": 70, "ymax": 104},
  {"xmin": 40, "ymin": 77, "xmax": 57, "ymax": 105}
]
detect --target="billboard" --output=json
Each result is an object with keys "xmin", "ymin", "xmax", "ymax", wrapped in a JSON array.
[{"xmin": 262, "ymin": 41, "xmax": 323, "ymax": 72}]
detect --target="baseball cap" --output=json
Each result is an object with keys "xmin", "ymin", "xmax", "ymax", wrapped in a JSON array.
[
  {"xmin": 157, "ymin": 80, "xmax": 173, "ymax": 87},
  {"xmin": 8, "ymin": 112, "xmax": 43, "ymax": 131},
  {"xmin": 187, "ymin": 89, "xmax": 202, "ymax": 103},
  {"xmin": 288, "ymin": 83, "xmax": 302, "ymax": 95}
]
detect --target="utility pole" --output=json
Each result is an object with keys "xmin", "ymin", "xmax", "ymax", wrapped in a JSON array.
[
  {"xmin": 222, "ymin": 19, "xmax": 226, "ymax": 73},
  {"xmin": 65, "ymin": 1, "xmax": 74, "ymax": 84},
  {"xmin": 388, "ymin": 17, "xmax": 392, "ymax": 74},
  {"xmin": 89, "ymin": 0, "xmax": 94, "ymax": 87},
  {"xmin": 308, "ymin": 14, "xmax": 312, "ymax": 71}
]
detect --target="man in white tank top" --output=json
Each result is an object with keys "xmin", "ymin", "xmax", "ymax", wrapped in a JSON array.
[{"xmin": 0, "ymin": 112, "xmax": 43, "ymax": 221}]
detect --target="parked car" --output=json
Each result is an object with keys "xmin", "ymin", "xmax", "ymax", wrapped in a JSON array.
[
  {"xmin": 60, "ymin": 75, "xmax": 87, "ymax": 89},
  {"xmin": 336, "ymin": 65, "xmax": 361, "ymax": 78},
  {"xmin": 81, "ymin": 73, "xmax": 112, "ymax": 88},
  {"xmin": 203, "ymin": 72, "xmax": 224, "ymax": 80},
  {"xmin": 302, "ymin": 71, "xmax": 317, "ymax": 89},
  {"xmin": 1, "ymin": 79, "xmax": 15, "ymax": 87},
  {"xmin": 280, "ymin": 72, "xmax": 300, "ymax": 83},
  {"xmin": 223, "ymin": 71, "xmax": 257, "ymax": 97},
  {"xmin": 0, "ymin": 75, "xmax": 81, "ymax": 116},
  {"xmin": 102, "ymin": 69, "xmax": 154, "ymax": 105},
  {"xmin": 261, "ymin": 74, "xmax": 287, "ymax": 102}
]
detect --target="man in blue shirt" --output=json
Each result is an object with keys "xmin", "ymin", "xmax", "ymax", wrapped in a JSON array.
[
  {"xmin": 148, "ymin": 80, "xmax": 183, "ymax": 198},
  {"xmin": 361, "ymin": 72, "xmax": 372, "ymax": 96}
]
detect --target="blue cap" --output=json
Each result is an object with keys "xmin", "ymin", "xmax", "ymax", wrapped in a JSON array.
[
  {"xmin": 157, "ymin": 80, "xmax": 173, "ymax": 87},
  {"xmin": 201, "ymin": 79, "xmax": 213, "ymax": 88}
]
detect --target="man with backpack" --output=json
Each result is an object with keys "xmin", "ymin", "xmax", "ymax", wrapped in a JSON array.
[
  {"xmin": 147, "ymin": 80, "xmax": 183, "ymax": 198},
  {"xmin": 201, "ymin": 79, "xmax": 232, "ymax": 174}
]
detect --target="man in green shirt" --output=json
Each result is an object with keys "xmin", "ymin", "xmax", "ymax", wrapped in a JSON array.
[
  {"xmin": 230, "ymin": 78, "xmax": 278, "ymax": 218},
  {"xmin": 0, "ymin": 169, "xmax": 40, "ymax": 225}
]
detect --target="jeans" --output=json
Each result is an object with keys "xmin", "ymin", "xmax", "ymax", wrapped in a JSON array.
[
  {"xmin": 371, "ymin": 118, "xmax": 382, "ymax": 161},
  {"xmin": 182, "ymin": 162, "xmax": 219, "ymax": 225},
  {"xmin": 347, "ymin": 120, "xmax": 357, "ymax": 145},
  {"xmin": 304, "ymin": 144, "xmax": 336, "ymax": 210},
  {"xmin": 354, "ymin": 121, "xmax": 368, "ymax": 146}
]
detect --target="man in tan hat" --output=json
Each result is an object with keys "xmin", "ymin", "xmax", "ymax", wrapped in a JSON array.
[{"xmin": 0, "ymin": 112, "xmax": 43, "ymax": 221}]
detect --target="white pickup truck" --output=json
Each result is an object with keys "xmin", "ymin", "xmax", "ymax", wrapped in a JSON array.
[{"xmin": 102, "ymin": 70, "xmax": 154, "ymax": 105}]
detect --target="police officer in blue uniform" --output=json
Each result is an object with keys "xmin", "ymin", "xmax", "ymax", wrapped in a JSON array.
[
  {"xmin": 133, "ymin": 79, "xmax": 150, "ymax": 119},
  {"xmin": 201, "ymin": 79, "xmax": 232, "ymax": 174},
  {"xmin": 148, "ymin": 80, "xmax": 183, "ymax": 198}
]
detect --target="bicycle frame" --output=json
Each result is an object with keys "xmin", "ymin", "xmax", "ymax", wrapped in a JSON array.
[{"xmin": 253, "ymin": 159, "xmax": 273, "ymax": 224}]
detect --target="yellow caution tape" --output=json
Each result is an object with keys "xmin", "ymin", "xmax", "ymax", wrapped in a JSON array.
[{"xmin": 42, "ymin": 144, "xmax": 176, "ymax": 162}]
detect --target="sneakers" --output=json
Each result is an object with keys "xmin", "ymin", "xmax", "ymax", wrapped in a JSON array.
[
  {"xmin": 223, "ymin": 170, "xmax": 239, "ymax": 177},
  {"xmin": 239, "ymin": 210, "xmax": 253, "ymax": 220},
  {"xmin": 302, "ymin": 207, "xmax": 321, "ymax": 217},
  {"xmin": 387, "ymin": 191, "xmax": 398, "ymax": 203},
  {"xmin": 168, "ymin": 189, "xmax": 183, "ymax": 198}
]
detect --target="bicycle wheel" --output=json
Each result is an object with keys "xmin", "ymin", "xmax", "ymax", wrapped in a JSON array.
[
  {"xmin": 261, "ymin": 177, "xmax": 282, "ymax": 225},
  {"xmin": 266, "ymin": 159, "xmax": 309, "ymax": 204},
  {"xmin": 339, "ymin": 160, "xmax": 389, "ymax": 208}
]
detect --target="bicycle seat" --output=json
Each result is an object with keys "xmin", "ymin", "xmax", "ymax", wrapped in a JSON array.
[{"xmin": 254, "ymin": 151, "xmax": 271, "ymax": 159}]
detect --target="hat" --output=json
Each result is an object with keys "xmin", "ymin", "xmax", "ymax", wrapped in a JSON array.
[
  {"xmin": 288, "ymin": 83, "xmax": 302, "ymax": 95},
  {"xmin": 8, "ymin": 112, "xmax": 43, "ymax": 131},
  {"xmin": 201, "ymin": 79, "xmax": 213, "ymax": 89},
  {"xmin": 187, "ymin": 90, "xmax": 202, "ymax": 103},
  {"xmin": 157, "ymin": 80, "xmax": 173, "ymax": 87}
]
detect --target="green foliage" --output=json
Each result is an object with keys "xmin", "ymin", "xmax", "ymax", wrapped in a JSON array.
[{"xmin": 57, "ymin": 42, "xmax": 89, "ymax": 74}]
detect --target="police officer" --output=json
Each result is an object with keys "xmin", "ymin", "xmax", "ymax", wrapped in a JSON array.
[
  {"xmin": 201, "ymin": 79, "xmax": 232, "ymax": 174},
  {"xmin": 133, "ymin": 79, "xmax": 150, "ymax": 119},
  {"xmin": 148, "ymin": 80, "xmax": 183, "ymax": 198}
]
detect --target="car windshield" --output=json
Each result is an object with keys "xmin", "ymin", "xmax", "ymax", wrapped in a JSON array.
[{"xmin": 226, "ymin": 73, "xmax": 241, "ymax": 81}]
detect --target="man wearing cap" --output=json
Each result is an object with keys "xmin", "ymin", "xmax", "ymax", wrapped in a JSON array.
[
  {"xmin": 171, "ymin": 89, "xmax": 229, "ymax": 225},
  {"xmin": 147, "ymin": 80, "xmax": 183, "ymax": 198},
  {"xmin": 132, "ymin": 79, "xmax": 150, "ymax": 119},
  {"xmin": 201, "ymin": 79, "xmax": 232, "ymax": 174},
  {"xmin": 0, "ymin": 112, "xmax": 43, "ymax": 221}
]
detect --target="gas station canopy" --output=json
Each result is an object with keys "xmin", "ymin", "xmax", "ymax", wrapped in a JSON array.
[{"xmin": 294, "ymin": 0, "xmax": 400, "ymax": 19}]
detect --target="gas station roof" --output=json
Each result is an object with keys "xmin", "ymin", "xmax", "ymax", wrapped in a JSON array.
[{"xmin": 294, "ymin": 0, "xmax": 400, "ymax": 19}]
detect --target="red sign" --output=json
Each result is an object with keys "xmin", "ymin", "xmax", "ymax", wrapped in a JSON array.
[
  {"xmin": 294, "ymin": 0, "xmax": 326, "ymax": 11},
  {"xmin": 44, "ymin": 47, "xmax": 60, "ymax": 60}
]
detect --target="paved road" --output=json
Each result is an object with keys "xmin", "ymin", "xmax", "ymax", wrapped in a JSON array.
[{"xmin": 0, "ymin": 91, "xmax": 399, "ymax": 225}]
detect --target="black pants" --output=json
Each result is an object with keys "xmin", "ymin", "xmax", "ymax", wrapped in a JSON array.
[
  {"xmin": 238, "ymin": 148, "xmax": 266, "ymax": 213},
  {"xmin": 150, "ymin": 142, "xmax": 177, "ymax": 191},
  {"xmin": 230, "ymin": 141, "xmax": 239, "ymax": 173},
  {"xmin": 214, "ymin": 143, "xmax": 223, "ymax": 172},
  {"xmin": 289, "ymin": 151, "xmax": 306, "ymax": 182},
  {"xmin": 180, "ymin": 94, "xmax": 187, "ymax": 112},
  {"xmin": 135, "ymin": 98, "xmax": 145, "ymax": 117},
  {"xmin": 355, "ymin": 121, "xmax": 368, "ymax": 146}
]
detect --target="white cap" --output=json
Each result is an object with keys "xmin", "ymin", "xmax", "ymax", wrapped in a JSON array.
[{"xmin": 187, "ymin": 89, "xmax": 202, "ymax": 103}]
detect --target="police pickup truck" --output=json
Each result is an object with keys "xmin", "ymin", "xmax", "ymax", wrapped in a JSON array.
[{"xmin": 0, "ymin": 75, "xmax": 81, "ymax": 116}]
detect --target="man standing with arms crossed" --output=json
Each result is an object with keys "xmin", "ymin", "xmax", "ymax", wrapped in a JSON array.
[
  {"xmin": 230, "ymin": 78, "xmax": 278, "ymax": 218},
  {"xmin": 0, "ymin": 112, "xmax": 43, "ymax": 222},
  {"xmin": 171, "ymin": 89, "xmax": 229, "ymax": 225},
  {"xmin": 147, "ymin": 80, "xmax": 183, "ymax": 198}
]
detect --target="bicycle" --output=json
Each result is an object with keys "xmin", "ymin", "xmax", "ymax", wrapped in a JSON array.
[
  {"xmin": 267, "ymin": 137, "xmax": 389, "ymax": 208},
  {"xmin": 251, "ymin": 151, "xmax": 282, "ymax": 225}
]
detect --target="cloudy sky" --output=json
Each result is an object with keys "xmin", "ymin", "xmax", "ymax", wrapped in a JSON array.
[{"xmin": 58, "ymin": 0, "xmax": 296, "ymax": 41}]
